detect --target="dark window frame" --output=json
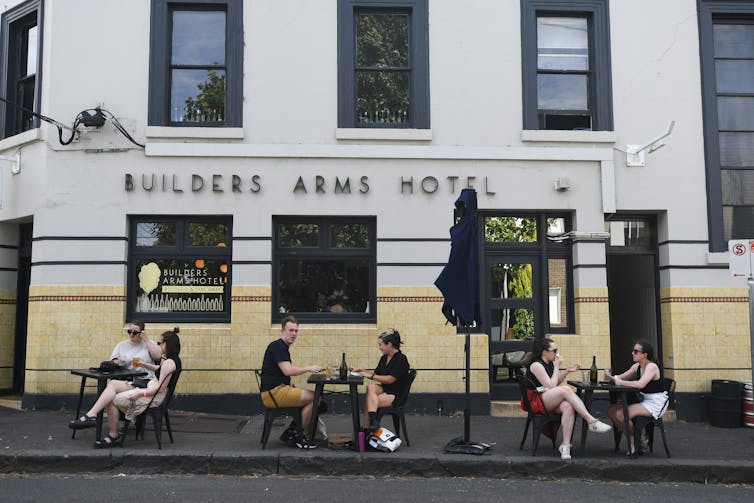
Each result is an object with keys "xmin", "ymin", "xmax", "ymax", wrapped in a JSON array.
[
  {"xmin": 272, "ymin": 216, "xmax": 377, "ymax": 324},
  {"xmin": 698, "ymin": 1, "xmax": 754, "ymax": 252},
  {"xmin": 481, "ymin": 212, "xmax": 574, "ymax": 336},
  {"xmin": 148, "ymin": 0, "xmax": 243, "ymax": 127},
  {"xmin": 127, "ymin": 215, "xmax": 233, "ymax": 323},
  {"xmin": 0, "ymin": 0, "xmax": 43, "ymax": 139},
  {"xmin": 521, "ymin": 0, "xmax": 613, "ymax": 131},
  {"xmin": 337, "ymin": 0, "xmax": 430, "ymax": 129}
]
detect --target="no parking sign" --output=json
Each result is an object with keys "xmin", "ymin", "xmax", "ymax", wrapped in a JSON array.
[{"xmin": 729, "ymin": 239, "xmax": 754, "ymax": 278}]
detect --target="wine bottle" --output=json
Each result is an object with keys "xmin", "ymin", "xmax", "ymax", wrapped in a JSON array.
[
  {"xmin": 589, "ymin": 355, "xmax": 598, "ymax": 384},
  {"xmin": 339, "ymin": 352, "xmax": 348, "ymax": 380}
]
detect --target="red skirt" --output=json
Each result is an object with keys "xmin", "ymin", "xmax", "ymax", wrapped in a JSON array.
[{"xmin": 520, "ymin": 389, "xmax": 560, "ymax": 441}]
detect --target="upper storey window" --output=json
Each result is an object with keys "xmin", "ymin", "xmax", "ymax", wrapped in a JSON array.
[{"xmin": 148, "ymin": 0, "xmax": 243, "ymax": 127}]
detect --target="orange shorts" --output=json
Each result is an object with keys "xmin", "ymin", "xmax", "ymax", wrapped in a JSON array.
[{"xmin": 261, "ymin": 384, "xmax": 302, "ymax": 408}]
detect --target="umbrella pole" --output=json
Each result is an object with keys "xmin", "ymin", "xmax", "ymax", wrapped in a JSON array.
[{"xmin": 463, "ymin": 325, "xmax": 471, "ymax": 443}]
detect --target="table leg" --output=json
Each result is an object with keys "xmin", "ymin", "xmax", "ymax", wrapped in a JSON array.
[
  {"xmin": 307, "ymin": 383, "xmax": 324, "ymax": 442},
  {"xmin": 580, "ymin": 389, "xmax": 593, "ymax": 451},
  {"xmin": 620, "ymin": 391, "xmax": 633, "ymax": 457},
  {"xmin": 95, "ymin": 378, "xmax": 107, "ymax": 441},
  {"xmin": 349, "ymin": 383, "xmax": 360, "ymax": 452},
  {"xmin": 71, "ymin": 376, "xmax": 87, "ymax": 439}
]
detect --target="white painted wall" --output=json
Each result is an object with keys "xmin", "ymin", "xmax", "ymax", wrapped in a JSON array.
[{"xmin": 0, "ymin": 1, "xmax": 731, "ymax": 290}]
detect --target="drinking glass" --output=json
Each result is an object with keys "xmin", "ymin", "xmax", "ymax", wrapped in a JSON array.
[
  {"xmin": 581, "ymin": 370, "xmax": 590, "ymax": 384},
  {"xmin": 132, "ymin": 357, "xmax": 141, "ymax": 368}
]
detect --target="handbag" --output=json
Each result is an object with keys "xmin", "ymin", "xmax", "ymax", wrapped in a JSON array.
[
  {"xmin": 132, "ymin": 378, "xmax": 150, "ymax": 389},
  {"xmin": 90, "ymin": 360, "xmax": 122, "ymax": 373}
]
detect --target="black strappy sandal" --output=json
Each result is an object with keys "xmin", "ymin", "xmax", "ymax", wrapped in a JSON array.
[
  {"xmin": 68, "ymin": 415, "xmax": 97, "ymax": 430},
  {"xmin": 94, "ymin": 434, "xmax": 122, "ymax": 449}
]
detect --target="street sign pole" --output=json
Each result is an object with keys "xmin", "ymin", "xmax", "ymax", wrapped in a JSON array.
[
  {"xmin": 730, "ymin": 239, "xmax": 754, "ymax": 389},
  {"xmin": 749, "ymin": 277, "xmax": 754, "ymax": 391}
]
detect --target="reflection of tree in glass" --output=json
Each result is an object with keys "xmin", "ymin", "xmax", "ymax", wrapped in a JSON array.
[
  {"xmin": 150, "ymin": 223, "xmax": 176, "ymax": 246},
  {"xmin": 485, "ymin": 216, "xmax": 537, "ymax": 243},
  {"xmin": 188, "ymin": 222, "xmax": 228, "ymax": 247},
  {"xmin": 183, "ymin": 68, "xmax": 225, "ymax": 122},
  {"xmin": 510, "ymin": 266, "xmax": 534, "ymax": 339},
  {"xmin": 355, "ymin": 13, "xmax": 410, "ymax": 125},
  {"xmin": 279, "ymin": 224, "xmax": 319, "ymax": 247},
  {"xmin": 486, "ymin": 217, "xmax": 537, "ymax": 340},
  {"xmin": 331, "ymin": 223, "xmax": 369, "ymax": 248}
]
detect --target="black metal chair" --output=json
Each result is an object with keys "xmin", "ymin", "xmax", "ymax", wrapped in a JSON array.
[
  {"xmin": 613, "ymin": 377, "xmax": 675, "ymax": 458},
  {"xmin": 254, "ymin": 370, "xmax": 303, "ymax": 449},
  {"xmin": 517, "ymin": 373, "xmax": 562, "ymax": 456},
  {"xmin": 375, "ymin": 368, "xmax": 417, "ymax": 446},
  {"xmin": 125, "ymin": 369, "xmax": 181, "ymax": 450}
]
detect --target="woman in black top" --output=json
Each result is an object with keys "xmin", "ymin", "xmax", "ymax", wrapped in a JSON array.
[
  {"xmin": 352, "ymin": 329, "xmax": 410, "ymax": 431},
  {"xmin": 606, "ymin": 340, "xmax": 666, "ymax": 454},
  {"xmin": 526, "ymin": 338, "xmax": 612, "ymax": 460}
]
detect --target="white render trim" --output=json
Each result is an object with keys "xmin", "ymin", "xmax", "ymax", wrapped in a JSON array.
[
  {"xmin": 0, "ymin": 128, "xmax": 41, "ymax": 152},
  {"xmin": 145, "ymin": 126, "xmax": 245, "ymax": 139},
  {"xmin": 600, "ymin": 159, "xmax": 616, "ymax": 214},
  {"xmin": 145, "ymin": 142, "xmax": 614, "ymax": 161},
  {"xmin": 521, "ymin": 129, "xmax": 618, "ymax": 144},
  {"xmin": 707, "ymin": 252, "xmax": 729, "ymax": 265},
  {"xmin": 335, "ymin": 128, "xmax": 433, "ymax": 141}
]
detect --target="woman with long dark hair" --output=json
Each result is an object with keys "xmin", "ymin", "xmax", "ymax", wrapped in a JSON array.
[
  {"xmin": 69, "ymin": 328, "xmax": 182, "ymax": 448},
  {"xmin": 352, "ymin": 329, "xmax": 411, "ymax": 431},
  {"xmin": 606, "ymin": 340, "xmax": 667, "ymax": 455},
  {"xmin": 524, "ymin": 337, "xmax": 612, "ymax": 460}
]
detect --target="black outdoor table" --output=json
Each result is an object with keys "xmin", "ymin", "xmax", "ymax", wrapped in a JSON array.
[
  {"xmin": 307, "ymin": 374, "xmax": 364, "ymax": 451},
  {"xmin": 567, "ymin": 380, "xmax": 636, "ymax": 456},
  {"xmin": 70, "ymin": 368, "xmax": 147, "ymax": 441}
]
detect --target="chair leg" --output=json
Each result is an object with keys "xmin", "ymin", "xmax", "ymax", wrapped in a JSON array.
[
  {"xmin": 657, "ymin": 420, "xmax": 670, "ymax": 458},
  {"xmin": 520, "ymin": 417, "xmax": 531, "ymax": 451},
  {"xmin": 164, "ymin": 410, "xmax": 174, "ymax": 444},
  {"xmin": 399, "ymin": 413, "xmax": 409, "ymax": 446},
  {"xmin": 152, "ymin": 412, "xmax": 163, "ymax": 450},
  {"xmin": 391, "ymin": 413, "xmax": 401, "ymax": 438},
  {"xmin": 531, "ymin": 418, "xmax": 542, "ymax": 456},
  {"xmin": 613, "ymin": 425, "xmax": 622, "ymax": 452},
  {"xmin": 261, "ymin": 412, "xmax": 273, "ymax": 450}
]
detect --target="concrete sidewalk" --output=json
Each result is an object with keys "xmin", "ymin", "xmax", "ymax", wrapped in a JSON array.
[{"xmin": 1, "ymin": 407, "xmax": 753, "ymax": 484}]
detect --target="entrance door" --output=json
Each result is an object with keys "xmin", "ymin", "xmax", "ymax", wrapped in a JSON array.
[
  {"xmin": 605, "ymin": 218, "xmax": 661, "ymax": 373},
  {"xmin": 12, "ymin": 223, "xmax": 32, "ymax": 394},
  {"xmin": 486, "ymin": 255, "xmax": 541, "ymax": 400}
]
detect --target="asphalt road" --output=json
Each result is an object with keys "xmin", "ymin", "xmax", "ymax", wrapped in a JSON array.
[{"xmin": 1, "ymin": 474, "xmax": 753, "ymax": 502}]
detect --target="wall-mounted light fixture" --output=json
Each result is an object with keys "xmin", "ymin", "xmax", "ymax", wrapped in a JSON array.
[
  {"xmin": 554, "ymin": 177, "xmax": 571, "ymax": 192},
  {"xmin": 624, "ymin": 120, "xmax": 676, "ymax": 167}
]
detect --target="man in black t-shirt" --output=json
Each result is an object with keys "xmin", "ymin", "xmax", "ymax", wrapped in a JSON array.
[{"xmin": 260, "ymin": 315, "xmax": 322, "ymax": 448}]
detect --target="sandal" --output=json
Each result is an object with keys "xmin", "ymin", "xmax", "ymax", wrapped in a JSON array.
[
  {"xmin": 68, "ymin": 415, "xmax": 97, "ymax": 430},
  {"xmin": 94, "ymin": 434, "xmax": 122, "ymax": 449}
]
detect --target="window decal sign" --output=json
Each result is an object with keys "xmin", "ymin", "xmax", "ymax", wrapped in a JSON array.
[{"xmin": 135, "ymin": 259, "xmax": 228, "ymax": 313}]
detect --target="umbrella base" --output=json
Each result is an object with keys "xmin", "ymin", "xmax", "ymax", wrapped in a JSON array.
[{"xmin": 444, "ymin": 436, "xmax": 491, "ymax": 455}]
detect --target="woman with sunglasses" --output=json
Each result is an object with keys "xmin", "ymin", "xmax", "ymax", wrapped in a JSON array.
[
  {"xmin": 524, "ymin": 338, "xmax": 612, "ymax": 460},
  {"xmin": 606, "ymin": 340, "xmax": 667, "ymax": 455},
  {"xmin": 351, "ymin": 329, "xmax": 411, "ymax": 432},
  {"xmin": 69, "ymin": 328, "xmax": 182, "ymax": 448},
  {"xmin": 109, "ymin": 320, "xmax": 162, "ymax": 377}
]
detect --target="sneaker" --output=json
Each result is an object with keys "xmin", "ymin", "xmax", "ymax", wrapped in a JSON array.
[
  {"xmin": 588, "ymin": 419, "xmax": 612, "ymax": 433},
  {"xmin": 279, "ymin": 427, "xmax": 295, "ymax": 443},
  {"xmin": 558, "ymin": 443, "xmax": 572, "ymax": 460},
  {"xmin": 293, "ymin": 433, "xmax": 318, "ymax": 450}
]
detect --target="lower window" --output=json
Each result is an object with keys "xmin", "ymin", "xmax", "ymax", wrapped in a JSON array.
[
  {"xmin": 273, "ymin": 216, "xmax": 376, "ymax": 322},
  {"xmin": 127, "ymin": 216, "xmax": 232, "ymax": 322}
]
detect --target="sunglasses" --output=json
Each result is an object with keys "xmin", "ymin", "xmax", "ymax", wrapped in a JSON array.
[
  {"xmin": 158, "ymin": 340, "xmax": 166, "ymax": 345},
  {"xmin": 632, "ymin": 349, "xmax": 644, "ymax": 354},
  {"xmin": 545, "ymin": 348, "xmax": 558, "ymax": 353},
  {"xmin": 127, "ymin": 330, "xmax": 142, "ymax": 336}
]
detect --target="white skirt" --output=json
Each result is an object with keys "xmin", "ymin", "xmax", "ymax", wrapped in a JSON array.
[{"xmin": 640, "ymin": 391, "xmax": 669, "ymax": 419}]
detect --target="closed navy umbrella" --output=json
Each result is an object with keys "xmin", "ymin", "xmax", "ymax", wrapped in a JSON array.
[{"xmin": 434, "ymin": 188, "xmax": 490, "ymax": 454}]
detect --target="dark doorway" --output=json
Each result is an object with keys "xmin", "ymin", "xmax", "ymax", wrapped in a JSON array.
[
  {"xmin": 606, "ymin": 218, "xmax": 661, "ymax": 374},
  {"xmin": 12, "ymin": 223, "xmax": 32, "ymax": 394}
]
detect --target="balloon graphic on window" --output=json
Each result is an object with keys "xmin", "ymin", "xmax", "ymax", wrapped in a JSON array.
[{"xmin": 138, "ymin": 262, "xmax": 161, "ymax": 295}]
